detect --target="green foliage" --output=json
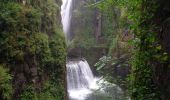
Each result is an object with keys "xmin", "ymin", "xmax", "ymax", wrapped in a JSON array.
[
  {"xmin": 95, "ymin": 56, "xmax": 111, "ymax": 71},
  {"xmin": 21, "ymin": 81, "xmax": 64, "ymax": 100},
  {"xmin": 68, "ymin": 32, "xmax": 96, "ymax": 49},
  {"xmin": 20, "ymin": 85, "xmax": 38, "ymax": 100},
  {"xmin": 66, "ymin": 0, "xmax": 98, "ymax": 49},
  {"xmin": 48, "ymin": 30, "xmax": 66, "ymax": 89},
  {"xmin": 34, "ymin": 33, "xmax": 53, "ymax": 68},
  {"xmin": 93, "ymin": 0, "xmax": 167, "ymax": 99},
  {"xmin": 113, "ymin": 0, "xmax": 164, "ymax": 99},
  {"xmin": 39, "ymin": 82, "xmax": 59, "ymax": 100},
  {"xmin": 0, "ymin": 0, "xmax": 66, "ymax": 99},
  {"xmin": 0, "ymin": 2, "xmax": 42, "ymax": 62},
  {"xmin": 0, "ymin": 65, "xmax": 12, "ymax": 100},
  {"xmin": 49, "ymin": 30, "xmax": 66, "ymax": 67}
]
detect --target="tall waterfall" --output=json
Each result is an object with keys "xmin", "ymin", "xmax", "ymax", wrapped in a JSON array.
[
  {"xmin": 61, "ymin": 0, "xmax": 125, "ymax": 99},
  {"xmin": 61, "ymin": 0, "xmax": 73, "ymax": 40}
]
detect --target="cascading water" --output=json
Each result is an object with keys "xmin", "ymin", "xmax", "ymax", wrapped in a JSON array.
[
  {"xmin": 66, "ymin": 60, "xmax": 124, "ymax": 100},
  {"xmin": 67, "ymin": 60, "xmax": 94, "ymax": 90},
  {"xmin": 61, "ymin": 0, "xmax": 73, "ymax": 40},
  {"xmin": 66, "ymin": 60, "xmax": 98, "ymax": 100},
  {"xmin": 61, "ymin": 0, "xmax": 126, "ymax": 99}
]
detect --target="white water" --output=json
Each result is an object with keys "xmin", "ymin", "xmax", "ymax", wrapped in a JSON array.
[
  {"xmin": 66, "ymin": 60, "xmax": 124, "ymax": 100},
  {"xmin": 67, "ymin": 60, "xmax": 93, "ymax": 89},
  {"xmin": 61, "ymin": 0, "xmax": 73, "ymax": 40},
  {"xmin": 61, "ymin": 0, "xmax": 125, "ymax": 99},
  {"xmin": 66, "ymin": 60, "xmax": 98, "ymax": 100}
]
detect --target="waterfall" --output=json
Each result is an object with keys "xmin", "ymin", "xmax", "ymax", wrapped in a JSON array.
[
  {"xmin": 61, "ymin": 0, "xmax": 73, "ymax": 40},
  {"xmin": 66, "ymin": 60, "xmax": 96, "ymax": 100},
  {"xmin": 67, "ymin": 60, "xmax": 94, "ymax": 90},
  {"xmin": 61, "ymin": 0, "xmax": 125, "ymax": 99},
  {"xmin": 66, "ymin": 60, "xmax": 124, "ymax": 100}
]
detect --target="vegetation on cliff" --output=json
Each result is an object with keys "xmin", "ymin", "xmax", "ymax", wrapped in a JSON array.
[
  {"xmin": 0, "ymin": 0, "xmax": 66, "ymax": 99},
  {"xmin": 0, "ymin": 0, "xmax": 170, "ymax": 99},
  {"xmin": 93, "ymin": 0, "xmax": 170, "ymax": 99}
]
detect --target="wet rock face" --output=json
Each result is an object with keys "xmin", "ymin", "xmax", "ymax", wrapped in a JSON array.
[
  {"xmin": 161, "ymin": 20, "xmax": 170, "ymax": 56},
  {"xmin": 153, "ymin": 1, "xmax": 170, "ymax": 99},
  {"xmin": 114, "ymin": 65, "xmax": 131, "ymax": 78},
  {"xmin": 12, "ymin": 55, "xmax": 42, "ymax": 99},
  {"xmin": 68, "ymin": 47, "xmax": 82, "ymax": 58},
  {"xmin": 68, "ymin": 47, "xmax": 107, "ymax": 65}
]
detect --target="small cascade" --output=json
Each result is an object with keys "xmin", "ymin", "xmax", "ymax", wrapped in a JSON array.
[
  {"xmin": 66, "ymin": 60, "xmax": 124, "ymax": 100},
  {"xmin": 66, "ymin": 60, "xmax": 95, "ymax": 100},
  {"xmin": 67, "ymin": 60, "xmax": 94, "ymax": 90}
]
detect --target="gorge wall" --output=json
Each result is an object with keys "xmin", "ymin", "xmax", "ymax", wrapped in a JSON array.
[{"xmin": 0, "ymin": 0, "xmax": 66, "ymax": 99}]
